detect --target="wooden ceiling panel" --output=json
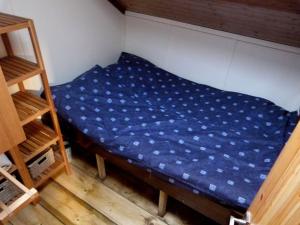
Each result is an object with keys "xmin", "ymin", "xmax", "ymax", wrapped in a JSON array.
[
  {"xmin": 226, "ymin": 0, "xmax": 300, "ymax": 13},
  {"xmin": 114, "ymin": 0, "xmax": 300, "ymax": 47}
]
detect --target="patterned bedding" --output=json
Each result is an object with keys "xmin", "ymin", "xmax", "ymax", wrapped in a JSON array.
[{"xmin": 51, "ymin": 52, "xmax": 298, "ymax": 211}]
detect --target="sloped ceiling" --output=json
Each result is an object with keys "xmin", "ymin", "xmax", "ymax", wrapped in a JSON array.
[{"xmin": 108, "ymin": 0, "xmax": 300, "ymax": 48}]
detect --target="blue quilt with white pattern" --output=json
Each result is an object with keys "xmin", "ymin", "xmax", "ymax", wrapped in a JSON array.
[{"xmin": 51, "ymin": 52, "xmax": 298, "ymax": 211}]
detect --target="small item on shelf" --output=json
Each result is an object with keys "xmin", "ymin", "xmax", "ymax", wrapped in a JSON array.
[
  {"xmin": 0, "ymin": 177, "xmax": 22, "ymax": 204},
  {"xmin": 64, "ymin": 141, "xmax": 72, "ymax": 162},
  {"xmin": 0, "ymin": 154, "xmax": 12, "ymax": 171},
  {"xmin": 28, "ymin": 148, "xmax": 55, "ymax": 179}
]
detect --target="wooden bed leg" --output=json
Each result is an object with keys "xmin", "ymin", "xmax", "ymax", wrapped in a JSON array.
[
  {"xmin": 158, "ymin": 190, "xmax": 168, "ymax": 217},
  {"xmin": 96, "ymin": 154, "xmax": 106, "ymax": 180},
  {"xmin": 32, "ymin": 194, "xmax": 41, "ymax": 205}
]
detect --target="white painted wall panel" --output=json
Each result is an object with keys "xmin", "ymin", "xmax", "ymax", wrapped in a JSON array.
[
  {"xmin": 226, "ymin": 42, "xmax": 300, "ymax": 108},
  {"xmin": 125, "ymin": 12, "xmax": 300, "ymax": 111},
  {"xmin": 125, "ymin": 16, "xmax": 171, "ymax": 68},
  {"xmin": 166, "ymin": 26, "xmax": 235, "ymax": 89}
]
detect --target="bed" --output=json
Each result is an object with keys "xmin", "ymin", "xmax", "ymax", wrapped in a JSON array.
[{"xmin": 50, "ymin": 52, "xmax": 298, "ymax": 224}]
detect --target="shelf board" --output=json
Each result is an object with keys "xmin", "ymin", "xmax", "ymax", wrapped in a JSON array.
[
  {"xmin": 0, "ymin": 13, "xmax": 29, "ymax": 34},
  {"xmin": 12, "ymin": 91, "xmax": 50, "ymax": 126},
  {"xmin": 33, "ymin": 154, "xmax": 64, "ymax": 188},
  {"xmin": 19, "ymin": 121, "xmax": 59, "ymax": 163},
  {"xmin": 0, "ymin": 56, "xmax": 43, "ymax": 86}
]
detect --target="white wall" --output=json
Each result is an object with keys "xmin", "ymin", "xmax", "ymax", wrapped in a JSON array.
[
  {"xmin": 1, "ymin": 2, "xmax": 299, "ymax": 111},
  {"xmin": 0, "ymin": 0, "xmax": 124, "ymax": 90},
  {"xmin": 125, "ymin": 12, "xmax": 300, "ymax": 111}
]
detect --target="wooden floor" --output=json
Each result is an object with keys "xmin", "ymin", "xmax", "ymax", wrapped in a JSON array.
[{"xmin": 7, "ymin": 150, "xmax": 219, "ymax": 225}]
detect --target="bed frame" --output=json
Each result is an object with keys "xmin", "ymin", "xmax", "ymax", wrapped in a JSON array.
[
  {"xmin": 72, "ymin": 130, "xmax": 243, "ymax": 225},
  {"xmin": 53, "ymin": 109, "xmax": 300, "ymax": 225},
  {"xmin": 45, "ymin": 99, "xmax": 300, "ymax": 225}
]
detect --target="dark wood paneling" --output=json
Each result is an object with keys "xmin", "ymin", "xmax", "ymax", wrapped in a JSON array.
[
  {"xmin": 226, "ymin": 0, "xmax": 300, "ymax": 13},
  {"xmin": 117, "ymin": 0, "xmax": 300, "ymax": 47},
  {"xmin": 108, "ymin": 0, "xmax": 126, "ymax": 14}
]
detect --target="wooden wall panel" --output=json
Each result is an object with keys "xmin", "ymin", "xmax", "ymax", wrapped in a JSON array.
[
  {"xmin": 117, "ymin": 0, "xmax": 300, "ymax": 47},
  {"xmin": 248, "ymin": 121, "xmax": 300, "ymax": 224}
]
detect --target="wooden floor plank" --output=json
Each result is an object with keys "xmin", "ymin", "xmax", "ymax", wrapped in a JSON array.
[
  {"xmin": 72, "ymin": 155, "xmax": 160, "ymax": 215},
  {"xmin": 54, "ymin": 164, "xmax": 168, "ymax": 225},
  {"xmin": 9, "ymin": 204, "xmax": 63, "ymax": 225},
  {"xmin": 71, "ymin": 153, "xmax": 218, "ymax": 225},
  {"xmin": 40, "ymin": 181, "xmax": 115, "ymax": 225},
  {"xmin": 7, "ymin": 153, "xmax": 217, "ymax": 225}
]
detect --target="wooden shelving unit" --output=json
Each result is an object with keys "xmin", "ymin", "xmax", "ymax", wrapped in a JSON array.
[
  {"xmin": 0, "ymin": 12, "xmax": 71, "ymax": 192},
  {"xmin": 12, "ymin": 92, "xmax": 50, "ymax": 126}
]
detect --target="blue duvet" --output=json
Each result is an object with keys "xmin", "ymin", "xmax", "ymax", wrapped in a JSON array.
[{"xmin": 51, "ymin": 52, "xmax": 298, "ymax": 211}]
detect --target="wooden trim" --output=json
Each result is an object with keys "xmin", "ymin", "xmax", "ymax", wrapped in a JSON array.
[
  {"xmin": 158, "ymin": 190, "xmax": 168, "ymax": 217},
  {"xmin": 96, "ymin": 154, "xmax": 106, "ymax": 180},
  {"xmin": 108, "ymin": 0, "xmax": 126, "ymax": 14},
  {"xmin": 27, "ymin": 20, "xmax": 43, "ymax": 67},
  {"xmin": 1, "ymin": 33, "xmax": 13, "ymax": 56},
  {"xmin": 248, "ymin": 121, "xmax": 300, "ymax": 224}
]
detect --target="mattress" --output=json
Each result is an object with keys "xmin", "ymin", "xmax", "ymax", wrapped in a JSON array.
[{"xmin": 51, "ymin": 52, "xmax": 298, "ymax": 211}]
